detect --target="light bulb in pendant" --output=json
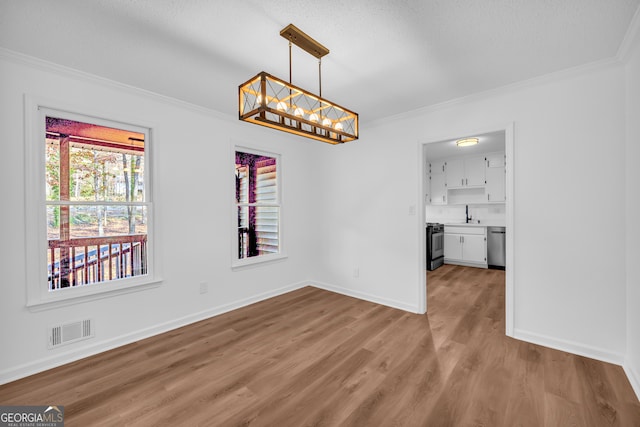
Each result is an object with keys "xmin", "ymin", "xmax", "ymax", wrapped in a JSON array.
[
  {"xmin": 276, "ymin": 101, "xmax": 288, "ymax": 111},
  {"xmin": 308, "ymin": 113, "xmax": 319, "ymax": 123}
]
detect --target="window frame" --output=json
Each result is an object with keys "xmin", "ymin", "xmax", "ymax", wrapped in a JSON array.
[
  {"xmin": 231, "ymin": 144, "xmax": 286, "ymax": 269},
  {"xmin": 25, "ymin": 96, "xmax": 160, "ymax": 310}
]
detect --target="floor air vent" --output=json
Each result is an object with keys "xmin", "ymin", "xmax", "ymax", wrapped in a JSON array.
[{"xmin": 49, "ymin": 319, "xmax": 94, "ymax": 349}]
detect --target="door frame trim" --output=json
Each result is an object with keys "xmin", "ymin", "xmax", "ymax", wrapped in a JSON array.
[{"xmin": 417, "ymin": 122, "xmax": 515, "ymax": 337}]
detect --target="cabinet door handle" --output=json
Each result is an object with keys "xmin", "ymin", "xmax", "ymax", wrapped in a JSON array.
[
  {"xmin": 487, "ymin": 194, "xmax": 490, "ymax": 201},
  {"xmin": 466, "ymin": 178, "xmax": 468, "ymax": 185}
]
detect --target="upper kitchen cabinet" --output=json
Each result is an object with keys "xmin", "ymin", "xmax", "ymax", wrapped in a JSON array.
[
  {"xmin": 485, "ymin": 152, "xmax": 506, "ymax": 203},
  {"xmin": 428, "ymin": 160, "xmax": 447, "ymax": 205},
  {"xmin": 426, "ymin": 151, "xmax": 506, "ymax": 205},
  {"xmin": 446, "ymin": 156, "xmax": 486, "ymax": 189},
  {"xmin": 425, "ymin": 129, "xmax": 506, "ymax": 206}
]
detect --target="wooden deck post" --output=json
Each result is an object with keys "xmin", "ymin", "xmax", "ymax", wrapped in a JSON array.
[{"xmin": 59, "ymin": 135, "xmax": 71, "ymax": 287}]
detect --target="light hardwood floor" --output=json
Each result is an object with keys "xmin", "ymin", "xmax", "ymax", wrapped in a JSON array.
[{"xmin": 1, "ymin": 264, "xmax": 639, "ymax": 426}]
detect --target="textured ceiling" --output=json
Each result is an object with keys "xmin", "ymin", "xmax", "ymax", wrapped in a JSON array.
[{"xmin": 1, "ymin": 0, "xmax": 639, "ymax": 122}]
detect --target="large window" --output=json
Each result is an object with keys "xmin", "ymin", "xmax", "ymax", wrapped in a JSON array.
[
  {"xmin": 45, "ymin": 116, "xmax": 148, "ymax": 289},
  {"xmin": 25, "ymin": 102, "xmax": 156, "ymax": 307},
  {"xmin": 234, "ymin": 149, "xmax": 281, "ymax": 265}
]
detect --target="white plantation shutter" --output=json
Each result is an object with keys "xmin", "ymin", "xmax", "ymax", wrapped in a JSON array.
[
  {"xmin": 255, "ymin": 162, "xmax": 279, "ymax": 255},
  {"xmin": 234, "ymin": 150, "xmax": 281, "ymax": 263}
]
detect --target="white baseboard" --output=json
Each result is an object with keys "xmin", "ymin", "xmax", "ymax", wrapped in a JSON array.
[
  {"xmin": 513, "ymin": 328, "xmax": 625, "ymax": 365},
  {"xmin": 0, "ymin": 281, "xmax": 308, "ymax": 385},
  {"xmin": 7, "ymin": 281, "xmax": 630, "ymax": 391},
  {"xmin": 623, "ymin": 361, "xmax": 640, "ymax": 402},
  {"xmin": 310, "ymin": 280, "xmax": 419, "ymax": 314}
]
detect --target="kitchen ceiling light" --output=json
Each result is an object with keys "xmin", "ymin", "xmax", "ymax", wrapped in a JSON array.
[
  {"xmin": 239, "ymin": 24, "xmax": 359, "ymax": 145},
  {"xmin": 456, "ymin": 137, "xmax": 479, "ymax": 147}
]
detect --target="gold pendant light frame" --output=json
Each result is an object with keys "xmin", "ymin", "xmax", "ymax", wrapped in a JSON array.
[{"xmin": 239, "ymin": 24, "xmax": 358, "ymax": 145}]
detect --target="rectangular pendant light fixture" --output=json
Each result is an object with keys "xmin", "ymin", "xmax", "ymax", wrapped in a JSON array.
[{"xmin": 239, "ymin": 24, "xmax": 359, "ymax": 145}]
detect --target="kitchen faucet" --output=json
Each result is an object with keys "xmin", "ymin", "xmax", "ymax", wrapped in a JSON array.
[{"xmin": 466, "ymin": 205, "xmax": 471, "ymax": 223}]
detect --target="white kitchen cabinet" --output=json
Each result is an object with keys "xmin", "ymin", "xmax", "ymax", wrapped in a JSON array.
[
  {"xmin": 444, "ymin": 225, "xmax": 487, "ymax": 268},
  {"xmin": 444, "ymin": 233, "xmax": 463, "ymax": 260},
  {"xmin": 429, "ymin": 160, "xmax": 447, "ymax": 205},
  {"xmin": 446, "ymin": 156, "xmax": 486, "ymax": 189},
  {"xmin": 485, "ymin": 152, "xmax": 505, "ymax": 203},
  {"xmin": 462, "ymin": 234, "xmax": 487, "ymax": 263},
  {"xmin": 445, "ymin": 159, "xmax": 464, "ymax": 189},
  {"xmin": 466, "ymin": 157, "xmax": 486, "ymax": 187}
]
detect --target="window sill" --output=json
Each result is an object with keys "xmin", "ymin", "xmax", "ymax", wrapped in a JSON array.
[
  {"xmin": 27, "ymin": 277, "xmax": 163, "ymax": 312},
  {"xmin": 231, "ymin": 253, "xmax": 288, "ymax": 270}
]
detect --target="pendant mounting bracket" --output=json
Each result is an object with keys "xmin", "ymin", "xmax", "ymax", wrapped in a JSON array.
[{"xmin": 280, "ymin": 23, "xmax": 329, "ymax": 59}]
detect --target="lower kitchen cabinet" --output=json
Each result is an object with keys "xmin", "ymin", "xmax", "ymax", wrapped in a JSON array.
[{"xmin": 444, "ymin": 225, "xmax": 487, "ymax": 268}]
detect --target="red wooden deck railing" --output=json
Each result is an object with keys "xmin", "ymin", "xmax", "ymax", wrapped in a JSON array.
[{"xmin": 48, "ymin": 234, "xmax": 147, "ymax": 290}]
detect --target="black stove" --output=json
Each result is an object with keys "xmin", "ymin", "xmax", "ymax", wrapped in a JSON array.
[
  {"xmin": 426, "ymin": 222, "xmax": 444, "ymax": 232},
  {"xmin": 426, "ymin": 223, "xmax": 444, "ymax": 270}
]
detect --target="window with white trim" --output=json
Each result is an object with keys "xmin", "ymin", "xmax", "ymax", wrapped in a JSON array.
[
  {"xmin": 45, "ymin": 115, "xmax": 149, "ymax": 289},
  {"xmin": 234, "ymin": 149, "xmax": 281, "ymax": 264},
  {"xmin": 25, "ymin": 102, "xmax": 157, "ymax": 308}
]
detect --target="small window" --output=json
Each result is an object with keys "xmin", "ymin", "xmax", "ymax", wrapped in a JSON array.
[{"xmin": 234, "ymin": 149, "xmax": 281, "ymax": 265}]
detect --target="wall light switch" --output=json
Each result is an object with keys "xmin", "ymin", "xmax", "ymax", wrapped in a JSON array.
[{"xmin": 199, "ymin": 282, "xmax": 208, "ymax": 294}]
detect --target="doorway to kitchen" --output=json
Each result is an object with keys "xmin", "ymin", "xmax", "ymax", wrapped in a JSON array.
[{"xmin": 418, "ymin": 124, "xmax": 514, "ymax": 336}]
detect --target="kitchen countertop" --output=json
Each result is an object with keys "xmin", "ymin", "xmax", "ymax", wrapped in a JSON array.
[
  {"xmin": 443, "ymin": 222, "xmax": 506, "ymax": 227},
  {"xmin": 426, "ymin": 221, "xmax": 506, "ymax": 227}
]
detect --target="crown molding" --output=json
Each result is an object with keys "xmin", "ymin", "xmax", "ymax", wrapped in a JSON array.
[
  {"xmin": 365, "ymin": 5, "xmax": 640, "ymax": 128},
  {"xmin": 617, "ymin": 4, "xmax": 640, "ymax": 63},
  {"xmin": 0, "ymin": 47, "xmax": 235, "ymax": 122},
  {"xmin": 365, "ymin": 56, "xmax": 621, "ymax": 129}
]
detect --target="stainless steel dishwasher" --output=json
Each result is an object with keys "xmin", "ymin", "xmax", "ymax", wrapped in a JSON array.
[{"xmin": 487, "ymin": 226, "xmax": 506, "ymax": 270}]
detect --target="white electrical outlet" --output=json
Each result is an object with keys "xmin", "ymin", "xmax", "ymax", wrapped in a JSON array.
[
  {"xmin": 199, "ymin": 282, "xmax": 208, "ymax": 294},
  {"xmin": 353, "ymin": 267, "xmax": 360, "ymax": 278}
]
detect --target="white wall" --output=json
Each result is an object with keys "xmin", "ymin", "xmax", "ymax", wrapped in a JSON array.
[
  {"xmin": 312, "ymin": 124, "xmax": 426, "ymax": 312},
  {"xmin": 316, "ymin": 62, "xmax": 628, "ymax": 362},
  {"xmin": 0, "ymin": 51, "xmax": 325, "ymax": 383},
  {"xmin": 0, "ymin": 45, "xmax": 635, "ymax": 387},
  {"xmin": 624, "ymin": 19, "xmax": 640, "ymax": 398}
]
